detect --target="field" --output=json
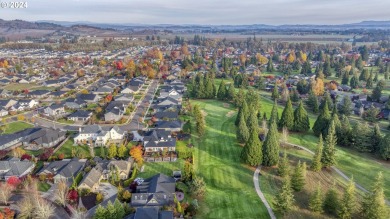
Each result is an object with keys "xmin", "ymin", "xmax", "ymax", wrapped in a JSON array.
[{"xmin": 2, "ymin": 121, "xmax": 33, "ymax": 134}]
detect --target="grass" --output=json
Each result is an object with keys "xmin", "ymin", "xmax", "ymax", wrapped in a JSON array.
[
  {"xmin": 54, "ymin": 139, "xmax": 91, "ymax": 159},
  {"xmin": 3, "ymin": 83, "xmax": 37, "ymax": 91},
  {"xmin": 2, "ymin": 121, "xmax": 33, "ymax": 134},
  {"xmin": 191, "ymin": 99, "xmax": 269, "ymax": 219},
  {"xmin": 288, "ymin": 132, "xmax": 390, "ymax": 198},
  {"xmin": 137, "ymin": 159, "xmax": 185, "ymax": 179},
  {"xmin": 37, "ymin": 182, "xmax": 51, "ymax": 192},
  {"xmin": 57, "ymin": 118, "xmax": 75, "ymax": 124}
]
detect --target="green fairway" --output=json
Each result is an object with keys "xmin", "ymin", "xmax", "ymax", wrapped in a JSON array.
[
  {"xmin": 2, "ymin": 121, "xmax": 33, "ymax": 134},
  {"xmin": 191, "ymin": 99, "xmax": 269, "ymax": 219},
  {"xmin": 288, "ymin": 133, "xmax": 390, "ymax": 198}
]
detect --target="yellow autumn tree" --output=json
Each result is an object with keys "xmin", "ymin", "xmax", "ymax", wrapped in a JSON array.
[
  {"xmin": 99, "ymin": 59, "xmax": 107, "ymax": 66},
  {"xmin": 239, "ymin": 54, "xmax": 247, "ymax": 66},
  {"xmin": 313, "ymin": 78, "xmax": 325, "ymax": 96},
  {"xmin": 301, "ymin": 52, "xmax": 307, "ymax": 62},
  {"xmin": 287, "ymin": 52, "xmax": 295, "ymax": 63},
  {"xmin": 256, "ymin": 53, "xmax": 269, "ymax": 65}
]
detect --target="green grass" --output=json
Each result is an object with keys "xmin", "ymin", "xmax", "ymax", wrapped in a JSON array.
[
  {"xmin": 3, "ymin": 83, "xmax": 37, "ymax": 91},
  {"xmin": 2, "ymin": 121, "xmax": 33, "ymax": 134},
  {"xmin": 86, "ymin": 103, "xmax": 98, "ymax": 110},
  {"xmin": 191, "ymin": 99, "xmax": 269, "ymax": 219},
  {"xmin": 37, "ymin": 182, "xmax": 51, "ymax": 192},
  {"xmin": 137, "ymin": 159, "xmax": 185, "ymax": 179},
  {"xmin": 25, "ymin": 149, "xmax": 43, "ymax": 156},
  {"xmin": 54, "ymin": 139, "xmax": 91, "ymax": 159},
  {"xmin": 288, "ymin": 133, "xmax": 390, "ymax": 198},
  {"xmin": 57, "ymin": 118, "xmax": 75, "ymax": 124}
]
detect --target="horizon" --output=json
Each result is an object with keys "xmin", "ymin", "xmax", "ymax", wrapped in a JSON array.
[{"xmin": 2, "ymin": 0, "xmax": 390, "ymax": 25}]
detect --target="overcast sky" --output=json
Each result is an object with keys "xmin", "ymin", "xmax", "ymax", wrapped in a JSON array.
[{"xmin": 2, "ymin": 0, "xmax": 390, "ymax": 25}]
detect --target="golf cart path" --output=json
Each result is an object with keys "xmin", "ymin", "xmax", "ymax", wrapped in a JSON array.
[{"xmin": 253, "ymin": 166, "xmax": 277, "ymax": 219}]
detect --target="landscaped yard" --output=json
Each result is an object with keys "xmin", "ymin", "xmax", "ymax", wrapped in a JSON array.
[
  {"xmin": 2, "ymin": 121, "xmax": 33, "ymax": 134},
  {"xmin": 37, "ymin": 182, "xmax": 51, "ymax": 192},
  {"xmin": 57, "ymin": 118, "xmax": 75, "ymax": 124},
  {"xmin": 3, "ymin": 83, "xmax": 38, "ymax": 91},
  {"xmin": 54, "ymin": 139, "xmax": 92, "ymax": 159}
]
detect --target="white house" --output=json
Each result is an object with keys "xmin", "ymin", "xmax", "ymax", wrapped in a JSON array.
[
  {"xmin": 44, "ymin": 104, "xmax": 65, "ymax": 116},
  {"xmin": 74, "ymin": 125, "xmax": 126, "ymax": 146}
]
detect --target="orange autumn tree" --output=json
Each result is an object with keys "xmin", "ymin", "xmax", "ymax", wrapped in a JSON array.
[{"xmin": 130, "ymin": 145, "xmax": 144, "ymax": 167}]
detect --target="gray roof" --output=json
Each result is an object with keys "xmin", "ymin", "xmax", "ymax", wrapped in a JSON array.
[
  {"xmin": 39, "ymin": 159, "xmax": 84, "ymax": 178},
  {"xmin": 68, "ymin": 110, "xmax": 92, "ymax": 119},
  {"xmin": 154, "ymin": 120, "xmax": 182, "ymax": 129},
  {"xmin": 133, "ymin": 207, "xmax": 173, "ymax": 219},
  {"xmin": 79, "ymin": 167, "xmax": 102, "ymax": 188},
  {"xmin": 136, "ymin": 173, "xmax": 176, "ymax": 194},
  {"xmin": 23, "ymin": 128, "xmax": 66, "ymax": 145},
  {"xmin": 0, "ymin": 128, "xmax": 42, "ymax": 149},
  {"xmin": 0, "ymin": 160, "xmax": 35, "ymax": 178}
]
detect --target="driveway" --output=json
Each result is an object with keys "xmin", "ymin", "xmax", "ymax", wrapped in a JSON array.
[{"xmin": 97, "ymin": 183, "xmax": 118, "ymax": 200}]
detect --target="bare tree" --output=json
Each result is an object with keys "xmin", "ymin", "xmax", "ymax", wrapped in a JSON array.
[
  {"xmin": 17, "ymin": 195, "xmax": 34, "ymax": 219},
  {"xmin": 281, "ymin": 126, "xmax": 289, "ymax": 143},
  {"xmin": 0, "ymin": 182, "xmax": 13, "ymax": 205},
  {"xmin": 54, "ymin": 179, "xmax": 69, "ymax": 207}
]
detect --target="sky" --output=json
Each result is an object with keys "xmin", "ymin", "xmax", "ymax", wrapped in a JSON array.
[{"xmin": 2, "ymin": 0, "xmax": 390, "ymax": 25}]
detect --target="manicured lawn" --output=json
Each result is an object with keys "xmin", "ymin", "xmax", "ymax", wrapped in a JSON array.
[
  {"xmin": 137, "ymin": 159, "xmax": 185, "ymax": 179},
  {"xmin": 288, "ymin": 133, "xmax": 390, "ymax": 198},
  {"xmin": 191, "ymin": 99, "xmax": 269, "ymax": 219},
  {"xmin": 2, "ymin": 121, "xmax": 33, "ymax": 134},
  {"xmin": 3, "ymin": 83, "xmax": 37, "ymax": 91},
  {"xmin": 54, "ymin": 139, "xmax": 91, "ymax": 159},
  {"xmin": 37, "ymin": 182, "xmax": 51, "ymax": 192},
  {"xmin": 57, "ymin": 118, "xmax": 75, "ymax": 124}
]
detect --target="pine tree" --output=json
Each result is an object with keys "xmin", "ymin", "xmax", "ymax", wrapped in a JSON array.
[
  {"xmin": 235, "ymin": 100, "xmax": 249, "ymax": 126},
  {"xmin": 272, "ymin": 85, "xmax": 279, "ymax": 100},
  {"xmin": 326, "ymin": 105, "xmax": 341, "ymax": 137},
  {"xmin": 323, "ymin": 183, "xmax": 340, "ymax": 216},
  {"xmin": 321, "ymin": 120, "xmax": 337, "ymax": 168},
  {"xmin": 339, "ymin": 95, "xmax": 352, "ymax": 116},
  {"xmin": 262, "ymin": 121, "xmax": 280, "ymax": 166},
  {"xmin": 240, "ymin": 129, "xmax": 263, "ymax": 166},
  {"xmin": 291, "ymin": 160, "xmax": 306, "ymax": 191},
  {"xmin": 361, "ymin": 172, "xmax": 388, "ymax": 219},
  {"xmin": 246, "ymin": 109, "xmax": 259, "ymax": 133},
  {"xmin": 267, "ymin": 58, "xmax": 274, "ymax": 72},
  {"xmin": 372, "ymin": 124, "xmax": 383, "ymax": 153},
  {"xmin": 273, "ymin": 176, "xmax": 295, "ymax": 215},
  {"xmin": 350, "ymin": 75, "xmax": 359, "ymax": 89},
  {"xmin": 338, "ymin": 115, "xmax": 352, "ymax": 146},
  {"xmin": 379, "ymin": 133, "xmax": 390, "ymax": 160},
  {"xmin": 204, "ymin": 74, "xmax": 215, "ymax": 99},
  {"xmin": 279, "ymin": 98, "xmax": 294, "ymax": 130},
  {"xmin": 366, "ymin": 73, "xmax": 374, "ymax": 88},
  {"xmin": 293, "ymin": 101, "xmax": 310, "ymax": 132},
  {"xmin": 351, "ymin": 122, "xmax": 373, "ymax": 153},
  {"xmin": 338, "ymin": 178, "xmax": 357, "ymax": 219},
  {"xmin": 269, "ymin": 101, "xmax": 279, "ymax": 126},
  {"xmin": 277, "ymin": 150, "xmax": 290, "ymax": 177},
  {"xmin": 309, "ymin": 184, "xmax": 324, "ymax": 213},
  {"xmin": 374, "ymin": 71, "xmax": 379, "ymax": 82},
  {"xmin": 311, "ymin": 134, "xmax": 323, "ymax": 171},
  {"xmin": 117, "ymin": 144, "xmax": 127, "ymax": 158},
  {"xmin": 372, "ymin": 85, "xmax": 382, "ymax": 102},
  {"xmin": 307, "ymin": 90, "xmax": 319, "ymax": 113},
  {"xmin": 341, "ymin": 72, "xmax": 349, "ymax": 85},
  {"xmin": 313, "ymin": 100, "xmax": 331, "ymax": 137},
  {"xmin": 94, "ymin": 205, "xmax": 107, "ymax": 219},
  {"xmin": 226, "ymin": 83, "xmax": 235, "ymax": 101},
  {"xmin": 217, "ymin": 80, "xmax": 227, "ymax": 100},
  {"xmin": 319, "ymin": 92, "xmax": 333, "ymax": 112},
  {"xmin": 108, "ymin": 144, "xmax": 117, "ymax": 159},
  {"xmin": 114, "ymin": 199, "xmax": 125, "ymax": 219},
  {"xmin": 237, "ymin": 112, "xmax": 250, "ymax": 143}
]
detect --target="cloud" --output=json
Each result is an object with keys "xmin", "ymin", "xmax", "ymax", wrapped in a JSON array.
[{"xmin": 1, "ymin": 0, "xmax": 389, "ymax": 24}]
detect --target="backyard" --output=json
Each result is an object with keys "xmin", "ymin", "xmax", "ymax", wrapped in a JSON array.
[{"xmin": 1, "ymin": 121, "xmax": 33, "ymax": 134}]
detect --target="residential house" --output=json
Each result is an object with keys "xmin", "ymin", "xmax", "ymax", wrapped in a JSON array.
[
  {"xmin": 154, "ymin": 120, "xmax": 182, "ymax": 132},
  {"xmin": 0, "ymin": 158, "xmax": 35, "ymax": 181},
  {"xmin": 153, "ymin": 111, "xmax": 178, "ymax": 121},
  {"xmin": 67, "ymin": 110, "xmax": 93, "ymax": 122},
  {"xmin": 106, "ymin": 158, "xmax": 133, "ymax": 180},
  {"xmin": 78, "ymin": 167, "xmax": 102, "ymax": 192},
  {"xmin": 28, "ymin": 90, "xmax": 51, "ymax": 98},
  {"xmin": 132, "ymin": 208, "xmax": 173, "ymax": 219},
  {"xmin": 114, "ymin": 94, "xmax": 134, "ymax": 104},
  {"xmin": 139, "ymin": 129, "xmax": 176, "ymax": 154},
  {"xmin": 22, "ymin": 128, "xmax": 66, "ymax": 148},
  {"xmin": 0, "ymin": 107, "xmax": 8, "ymax": 117},
  {"xmin": 0, "ymin": 89, "xmax": 10, "ymax": 98},
  {"xmin": 78, "ymin": 94, "xmax": 100, "ymax": 103},
  {"xmin": 73, "ymin": 125, "xmax": 126, "ymax": 146},
  {"xmin": 0, "ymin": 99, "xmax": 18, "ymax": 109},
  {"xmin": 44, "ymin": 103, "xmax": 66, "ymax": 116},
  {"xmin": 64, "ymin": 98, "xmax": 87, "ymax": 109},
  {"xmin": 49, "ymin": 91, "xmax": 67, "ymax": 98},
  {"xmin": 38, "ymin": 158, "xmax": 85, "ymax": 184},
  {"xmin": 131, "ymin": 173, "xmax": 176, "ymax": 207},
  {"xmin": 104, "ymin": 101, "xmax": 125, "ymax": 122},
  {"xmin": 17, "ymin": 99, "xmax": 39, "ymax": 109},
  {"xmin": 0, "ymin": 128, "xmax": 42, "ymax": 150}
]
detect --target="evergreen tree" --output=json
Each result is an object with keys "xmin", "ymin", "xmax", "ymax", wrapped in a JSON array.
[
  {"xmin": 379, "ymin": 133, "xmax": 390, "ymax": 160},
  {"xmin": 321, "ymin": 120, "xmax": 337, "ymax": 168},
  {"xmin": 226, "ymin": 84, "xmax": 235, "ymax": 101},
  {"xmin": 204, "ymin": 74, "xmax": 215, "ymax": 99},
  {"xmin": 108, "ymin": 144, "xmax": 117, "ymax": 159},
  {"xmin": 217, "ymin": 80, "xmax": 227, "ymax": 100},
  {"xmin": 323, "ymin": 183, "xmax": 340, "ymax": 216},
  {"xmin": 372, "ymin": 124, "xmax": 383, "ymax": 153},
  {"xmin": 361, "ymin": 172, "xmax": 388, "ymax": 219},
  {"xmin": 269, "ymin": 101, "xmax": 279, "ymax": 126},
  {"xmin": 277, "ymin": 150, "xmax": 290, "ymax": 177},
  {"xmin": 339, "ymin": 95, "xmax": 352, "ymax": 116},
  {"xmin": 338, "ymin": 178, "xmax": 357, "ymax": 219},
  {"xmin": 307, "ymin": 90, "xmax": 319, "ymax": 113},
  {"xmin": 117, "ymin": 144, "xmax": 127, "ymax": 158},
  {"xmin": 293, "ymin": 101, "xmax": 310, "ymax": 132},
  {"xmin": 349, "ymin": 75, "xmax": 359, "ymax": 89},
  {"xmin": 273, "ymin": 176, "xmax": 295, "ymax": 215},
  {"xmin": 371, "ymin": 85, "xmax": 382, "ymax": 102},
  {"xmin": 114, "ymin": 199, "xmax": 125, "ymax": 219},
  {"xmin": 341, "ymin": 72, "xmax": 349, "ymax": 85},
  {"xmin": 267, "ymin": 58, "xmax": 274, "ymax": 72},
  {"xmin": 94, "ymin": 205, "xmax": 107, "ymax": 219},
  {"xmin": 291, "ymin": 160, "xmax": 306, "ymax": 191},
  {"xmin": 237, "ymin": 112, "xmax": 250, "ymax": 143},
  {"xmin": 313, "ymin": 100, "xmax": 331, "ymax": 136},
  {"xmin": 257, "ymin": 76, "xmax": 266, "ymax": 90},
  {"xmin": 319, "ymin": 92, "xmax": 333, "ymax": 111},
  {"xmin": 326, "ymin": 105, "xmax": 341, "ymax": 138},
  {"xmin": 279, "ymin": 98, "xmax": 294, "ymax": 130},
  {"xmin": 272, "ymin": 85, "xmax": 279, "ymax": 100},
  {"xmin": 366, "ymin": 72, "xmax": 374, "ymax": 88},
  {"xmin": 240, "ymin": 129, "xmax": 263, "ymax": 166},
  {"xmin": 338, "ymin": 115, "xmax": 352, "ymax": 146},
  {"xmin": 290, "ymin": 88, "xmax": 300, "ymax": 102},
  {"xmin": 351, "ymin": 122, "xmax": 373, "ymax": 152},
  {"xmin": 262, "ymin": 121, "xmax": 280, "ymax": 166},
  {"xmin": 246, "ymin": 108, "xmax": 259, "ymax": 133},
  {"xmin": 309, "ymin": 184, "xmax": 324, "ymax": 213},
  {"xmin": 311, "ymin": 134, "xmax": 323, "ymax": 171},
  {"xmin": 235, "ymin": 100, "xmax": 249, "ymax": 126},
  {"xmin": 374, "ymin": 71, "xmax": 379, "ymax": 82},
  {"xmin": 323, "ymin": 60, "xmax": 332, "ymax": 77}
]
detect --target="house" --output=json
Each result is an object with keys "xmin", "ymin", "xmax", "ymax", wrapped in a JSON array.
[
  {"xmin": 17, "ymin": 78, "xmax": 29, "ymax": 84},
  {"xmin": 0, "ymin": 159, "xmax": 35, "ymax": 181},
  {"xmin": 140, "ymin": 129, "xmax": 176, "ymax": 154},
  {"xmin": 64, "ymin": 98, "xmax": 87, "ymax": 109},
  {"xmin": 132, "ymin": 207, "xmax": 173, "ymax": 219},
  {"xmin": 43, "ymin": 79, "xmax": 61, "ymax": 87},
  {"xmin": 28, "ymin": 90, "xmax": 51, "ymax": 98},
  {"xmin": 0, "ymin": 79, "xmax": 10, "ymax": 85},
  {"xmin": 73, "ymin": 125, "xmax": 126, "ymax": 146},
  {"xmin": 49, "ymin": 91, "xmax": 67, "ymax": 98},
  {"xmin": 17, "ymin": 99, "xmax": 39, "ymax": 109},
  {"xmin": 0, "ymin": 89, "xmax": 10, "ymax": 98},
  {"xmin": 107, "ymin": 158, "xmax": 133, "ymax": 180},
  {"xmin": 131, "ymin": 173, "xmax": 176, "ymax": 207},
  {"xmin": 44, "ymin": 103, "xmax": 66, "ymax": 116},
  {"xmin": 153, "ymin": 111, "xmax": 178, "ymax": 121},
  {"xmin": 0, "ymin": 107, "xmax": 8, "ymax": 117},
  {"xmin": 67, "ymin": 110, "xmax": 93, "ymax": 122},
  {"xmin": 78, "ymin": 167, "xmax": 102, "ymax": 192},
  {"xmin": 0, "ymin": 99, "xmax": 18, "ymax": 109},
  {"xmin": 104, "ymin": 101, "xmax": 125, "ymax": 122},
  {"xmin": 22, "ymin": 128, "xmax": 66, "ymax": 148},
  {"xmin": 38, "ymin": 158, "xmax": 85, "ymax": 184},
  {"xmin": 78, "ymin": 94, "xmax": 100, "ymax": 103},
  {"xmin": 0, "ymin": 128, "xmax": 42, "ymax": 150},
  {"xmin": 121, "ymin": 86, "xmax": 140, "ymax": 94},
  {"xmin": 154, "ymin": 120, "xmax": 182, "ymax": 132},
  {"xmin": 115, "ymin": 94, "xmax": 134, "ymax": 103}
]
